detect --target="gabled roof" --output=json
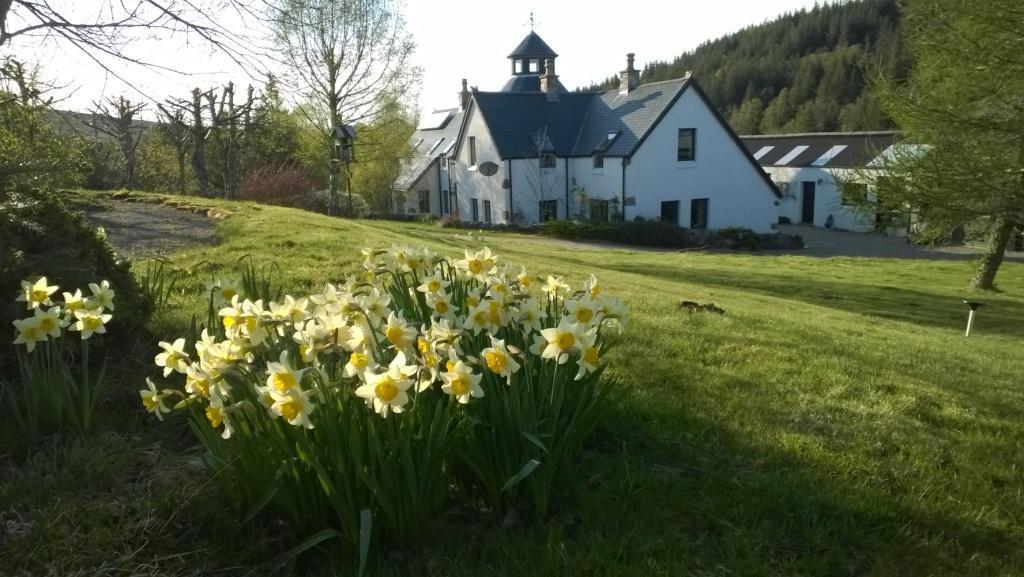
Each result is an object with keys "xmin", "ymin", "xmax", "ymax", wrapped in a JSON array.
[
  {"xmin": 394, "ymin": 108, "xmax": 464, "ymax": 191},
  {"xmin": 741, "ymin": 131, "xmax": 900, "ymax": 169},
  {"xmin": 508, "ymin": 31, "xmax": 558, "ymax": 59},
  {"xmin": 473, "ymin": 91, "xmax": 594, "ymax": 158},
  {"xmin": 573, "ymin": 78, "xmax": 690, "ymax": 157}
]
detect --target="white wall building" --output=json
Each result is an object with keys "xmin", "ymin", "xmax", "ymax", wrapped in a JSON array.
[
  {"xmin": 394, "ymin": 32, "xmax": 782, "ymax": 233},
  {"xmin": 741, "ymin": 131, "xmax": 906, "ymax": 233}
]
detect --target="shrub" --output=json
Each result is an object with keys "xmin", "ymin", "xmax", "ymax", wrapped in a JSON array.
[
  {"xmin": 142, "ymin": 246, "xmax": 627, "ymax": 560},
  {"xmin": 0, "ymin": 189, "xmax": 151, "ymax": 350},
  {"xmin": 237, "ymin": 165, "xmax": 317, "ymax": 208},
  {"xmin": 304, "ymin": 189, "xmax": 371, "ymax": 217},
  {"xmin": 539, "ymin": 220, "xmax": 803, "ymax": 251}
]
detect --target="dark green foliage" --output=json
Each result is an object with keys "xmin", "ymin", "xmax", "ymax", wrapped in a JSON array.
[
  {"xmin": 0, "ymin": 189, "xmax": 152, "ymax": 347},
  {"xmin": 540, "ymin": 220, "xmax": 802, "ymax": 250},
  {"xmin": 582, "ymin": 0, "xmax": 910, "ymax": 134}
]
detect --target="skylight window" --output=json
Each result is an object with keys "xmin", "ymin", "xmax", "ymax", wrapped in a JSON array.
[
  {"xmin": 428, "ymin": 138, "xmax": 444, "ymax": 154},
  {"xmin": 594, "ymin": 131, "xmax": 620, "ymax": 154},
  {"xmin": 441, "ymin": 139, "xmax": 457, "ymax": 156},
  {"xmin": 410, "ymin": 138, "xmax": 424, "ymax": 152}
]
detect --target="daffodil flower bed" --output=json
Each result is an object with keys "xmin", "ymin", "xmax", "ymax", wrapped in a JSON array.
[
  {"xmin": 143, "ymin": 246, "xmax": 626, "ymax": 552},
  {"xmin": 8, "ymin": 277, "xmax": 116, "ymax": 436}
]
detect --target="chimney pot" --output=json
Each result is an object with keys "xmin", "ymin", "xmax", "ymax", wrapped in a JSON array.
[
  {"xmin": 541, "ymin": 58, "xmax": 560, "ymax": 101},
  {"xmin": 620, "ymin": 53, "xmax": 640, "ymax": 94},
  {"xmin": 459, "ymin": 78, "xmax": 471, "ymax": 111}
]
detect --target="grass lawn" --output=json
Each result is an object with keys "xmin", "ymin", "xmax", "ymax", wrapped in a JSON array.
[{"xmin": 3, "ymin": 192, "xmax": 1023, "ymax": 576}]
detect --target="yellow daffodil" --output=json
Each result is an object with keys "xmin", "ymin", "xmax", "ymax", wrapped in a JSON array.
[
  {"xmin": 416, "ymin": 273, "xmax": 450, "ymax": 295},
  {"xmin": 575, "ymin": 330, "xmax": 600, "ymax": 381},
  {"xmin": 426, "ymin": 291, "xmax": 455, "ymax": 318},
  {"xmin": 17, "ymin": 277, "xmax": 58, "ymax": 310},
  {"xmin": 440, "ymin": 359, "xmax": 484, "ymax": 404},
  {"xmin": 155, "ymin": 337, "xmax": 190, "ymax": 377},
  {"xmin": 12, "ymin": 316, "xmax": 47, "ymax": 353},
  {"xmin": 206, "ymin": 279, "xmax": 241, "ymax": 306},
  {"xmin": 62, "ymin": 289, "xmax": 86, "ymax": 316},
  {"xmin": 87, "ymin": 280, "xmax": 115, "ymax": 311},
  {"xmin": 184, "ymin": 362, "xmax": 214, "ymax": 397},
  {"xmin": 459, "ymin": 247, "xmax": 496, "ymax": 281},
  {"xmin": 535, "ymin": 317, "xmax": 583, "ymax": 364},
  {"xmin": 481, "ymin": 337, "xmax": 521, "ymax": 384},
  {"xmin": 344, "ymin": 350, "xmax": 374, "ymax": 379},
  {"xmin": 140, "ymin": 378, "xmax": 171, "ymax": 420},
  {"xmin": 71, "ymin": 308, "xmax": 112, "ymax": 339},
  {"xmin": 516, "ymin": 267, "xmax": 533, "ymax": 290},
  {"xmin": 356, "ymin": 352, "xmax": 417, "ymax": 417},
  {"xmin": 565, "ymin": 296, "xmax": 599, "ymax": 326}
]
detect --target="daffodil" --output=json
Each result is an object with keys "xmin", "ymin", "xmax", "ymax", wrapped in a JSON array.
[
  {"xmin": 293, "ymin": 319, "xmax": 329, "ymax": 363},
  {"xmin": 206, "ymin": 279, "xmax": 241, "ymax": 306},
  {"xmin": 184, "ymin": 362, "xmax": 214, "ymax": 397},
  {"xmin": 584, "ymin": 274, "xmax": 601, "ymax": 299},
  {"xmin": 269, "ymin": 386, "xmax": 316, "ymax": 429},
  {"xmin": 416, "ymin": 273, "xmax": 450, "ymax": 295},
  {"xmin": 17, "ymin": 277, "xmax": 58, "ymax": 310},
  {"xmin": 535, "ymin": 317, "xmax": 583, "ymax": 364},
  {"xmin": 575, "ymin": 330, "xmax": 600, "ymax": 381},
  {"xmin": 270, "ymin": 295, "xmax": 309, "ymax": 332},
  {"xmin": 516, "ymin": 267, "xmax": 533, "ymax": 290},
  {"xmin": 62, "ymin": 289, "xmax": 86, "ymax": 316},
  {"xmin": 463, "ymin": 300, "xmax": 492, "ymax": 334},
  {"xmin": 266, "ymin": 351, "xmax": 306, "ymax": 394},
  {"xmin": 356, "ymin": 352, "xmax": 417, "ymax": 417},
  {"xmin": 426, "ymin": 291, "xmax": 455, "ymax": 318},
  {"xmin": 155, "ymin": 337, "xmax": 190, "ymax": 377},
  {"xmin": 440, "ymin": 359, "xmax": 484, "ymax": 404},
  {"xmin": 140, "ymin": 378, "xmax": 171, "ymax": 420},
  {"xmin": 71, "ymin": 308, "xmax": 112, "ymax": 339},
  {"xmin": 12, "ymin": 316, "xmax": 47, "ymax": 353},
  {"xmin": 383, "ymin": 312, "xmax": 416, "ymax": 352},
  {"xmin": 33, "ymin": 306, "xmax": 66, "ymax": 338},
  {"xmin": 358, "ymin": 288, "xmax": 391, "ymax": 325},
  {"xmin": 344, "ymin": 350, "xmax": 374, "ymax": 379},
  {"xmin": 565, "ymin": 296, "xmax": 599, "ymax": 326},
  {"xmin": 481, "ymin": 337, "xmax": 521, "ymax": 384},
  {"xmin": 515, "ymin": 297, "xmax": 544, "ymax": 333},
  {"xmin": 542, "ymin": 275, "xmax": 571, "ymax": 301},
  {"xmin": 459, "ymin": 247, "xmax": 496, "ymax": 281},
  {"xmin": 87, "ymin": 280, "xmax": 115, "ymax": 311}
]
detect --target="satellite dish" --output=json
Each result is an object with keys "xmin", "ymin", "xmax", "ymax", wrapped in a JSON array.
[{"xmin": 478, "ymin": 161, "xmax": 499, "ymax": 177}]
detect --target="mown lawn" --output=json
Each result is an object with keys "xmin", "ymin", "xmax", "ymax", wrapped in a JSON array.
[{"xmin": 3, "ymin": 193, "xmax": 1023, "ymax": 576}]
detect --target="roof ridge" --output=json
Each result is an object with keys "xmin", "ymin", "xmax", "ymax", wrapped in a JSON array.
[
  {"xmin": 571, "ymin": 93, "xmax": 598, "ymax": 155},
  {"xmin": 598, "ymin": 76, "xmax": 689, "ymax": 96},
  {"xmin": 742, "ymin": 130, "xmax": 900, "ymax": 138}
]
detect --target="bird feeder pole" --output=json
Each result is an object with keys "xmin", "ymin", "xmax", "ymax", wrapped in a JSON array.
[{"xmin": 962, "ymin": 301, "xmax": 985, "ymax": 337}]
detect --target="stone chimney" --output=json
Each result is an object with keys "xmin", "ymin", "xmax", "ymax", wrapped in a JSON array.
[
  {"xmin": 619, "ymin": 53, "xmax": 640, "ymax": 95},
  {"xmin": 459, "ymin": 78, "xmax": 471, "ymax": 111},
  {"xmin": 540, "ymin": 58, "xmax": 559, "ymax": 101}
]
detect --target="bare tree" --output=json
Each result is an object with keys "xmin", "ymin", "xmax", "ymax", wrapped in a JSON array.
[
  {"xmin": 88, "ymin": 96, "xmax": 146, "ymax": 189},
  {"xmin": 206, "ymin": 82, "xmax": 254, "ymax": 199},
  {"xmin": 156, "ymin": 102, "xmax": 190, "ymax": 193},
  {"xmin": 270, "ymin": 0, "xmax": 419, "ymax": 215}
]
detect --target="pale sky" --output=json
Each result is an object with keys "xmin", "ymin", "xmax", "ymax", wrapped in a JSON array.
[{"xmin": 6, "ymin": 0, "xmax": 823, "ymax": 118}]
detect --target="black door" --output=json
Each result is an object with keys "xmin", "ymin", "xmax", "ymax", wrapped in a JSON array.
[
  {"xmin": 801, "ymin": 181, "xmax": 816, "ymax": 224},
  {"xmin": 690, "ymin": 198, "xmax": 708, "ymax": 229},
  {"xmin": 660, "ymin": 200, "xmax": 680, "ymax": 225}
]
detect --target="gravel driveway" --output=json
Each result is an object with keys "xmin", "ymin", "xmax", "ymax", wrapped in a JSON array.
[
  {"xmin": 82, "ymin": 199, "xmax": 219, "ymax": 259},
  {"xmin": 778, "ymin": 225, "xmax": 1024, "ymax": 261}
]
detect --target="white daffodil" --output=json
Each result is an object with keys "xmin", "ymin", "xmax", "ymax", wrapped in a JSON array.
[
  {"xmin": 87, "ymin": 280, "xmax": 115, "ymax": 311},
  {"xmin": 184, "ymin": 362, "xmax": 214, "ymax": 397},
  {"xmin": 293, "ymin": 319, "xmax": 329, "ymax": 363},
  {"xmin": 17, "ymin": 277, "xmax": 58, "ymax": 310},
  {"xmin": 383, "ymin": 311, "xmax": 416, "ymax": 352},
  {"xmin": 481, "ymin": 337, "xmax": 521, "ymax": 384},
  {"xmin": 596, "ymin": 295, "xmax": 628, "ymax": 332},
  {"xmin": 356, "ymin": 352, "xmax": 417, "ymax": 417},
  {"xmin": 536, "ymin": 317, "xmax": 583, "ymax": 364},
  {"xmin": 458, "ymin": 247, "xmax": 497, "ymax": 281},
  {"xmin": 62, "ymin": 289, "xmax": 87, "ymax": 316},
  {"xmin": 426, "ymin": 291, "xmax": 455, "ymax": 318},
  {"xmin": 71, "ymin": 308, "xmax": 112, "ymax": 340},
  {"xmin": 575, "ymin": 330, "xmax": 601, "ymax": 381},
  {"xmin": 269, "ymin": 386, "xmax": 316, "ymax": 429},
  {"xmin": 565, "ymin": 296, "xmax": 599, "ymax": 326},
  {"xmin": 12, "ymin": 316, "xmax": 47, "ymax": 353},
  {"xmin": 343, "ymin": 350, "xmax": 374, "ymax": 379},
  {"xmin": 265, "ymin": 350, "xmax": 306, "ymax": 394},
  {"xmin": 416, "ymin": 273, "xmax": 450, "ymax": 295},
  {"xmin": 358, "ymin": 288, "xmax": 391, "ymax": 325},
  {"xmin": 440, "ymin": 359, "xmax": 484, "ymax": 404},
  {"xmin": 486, "ymin": 277, "xmax": 510, "ymax": 302},
  {"xmin": 33, "ymin": 305, "xmax": 66, "ymax": 338},
  {"xmin": 270, "ymin": 295, "xmax": 309, "ymax": 332},
  {"xmin": 204, "ymin": 400, "xmax": 235, "ymax": 439},
  {"xmin": 515, "ymin": 297, "xmax": 544, "ymax": 334},
  {"xmin": 542, "ymin": 275, "xmax": 571, "ymax": 302},
  {"xmin": 206, "ymin": 279, "xmax": 240, "ymax": 307},
  {"xmin": 516, "ymin": 267, "xmax": 533, "ymax": 291},
  {"xmin": 155, "ymin": 337, "xmax": 190, "ymax": 377},
  {"xmin": 584, "ymin": 274, "xmax": 601, "ymax": 299},
  {"xmin": 140, "ymin": 378, "xmax": 171, "ymax": 420}
]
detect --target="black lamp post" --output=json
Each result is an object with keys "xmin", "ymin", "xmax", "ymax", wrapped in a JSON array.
[{"xmin": 962, "ymin": 300, "xmax": 985, "ymax": 337}]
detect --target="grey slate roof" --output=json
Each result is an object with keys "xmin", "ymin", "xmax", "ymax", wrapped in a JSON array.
[
  {"xmin": 473, "ymin": 91, "xmax": 594, "ymax": 159},
  {"xmin": 741, "ymin": 131, "xmax": 900, "ymax": 169},
  {"xmin": 500, "ymin": 74, "xmax": 567, "ymax": 93},
  {"xmin": 507, "ymin": 32, "xmax": 558, "ymax": 59},
  {"xmin": 470, "ymin": 78, "xmax": 688, "ymax": 159},
  {"xmin": 572, "ymin": 78, "xmax": 689, "ymax": 157},
  {"xmin": 394, "ymin": 109, "xmax": 464, "ymax": 191}
]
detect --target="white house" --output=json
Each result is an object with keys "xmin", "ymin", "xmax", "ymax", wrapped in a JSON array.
[
  {"xmin": 741, "ymin": 131, "xmax": 906, "ymax": 232},
  {"xmin": 394, "ymin": 31, "xmax": 782, "ymax": 233}
]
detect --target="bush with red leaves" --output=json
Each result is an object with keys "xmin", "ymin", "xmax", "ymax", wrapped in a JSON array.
[{"xmin": 237, "ymin": 165, "xmax": 317, "ymax": 208}]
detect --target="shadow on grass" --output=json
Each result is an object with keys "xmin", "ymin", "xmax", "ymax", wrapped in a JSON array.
[{"xmin": 596, "ymin": 262, "xmax": 1024, "ymax": 337}]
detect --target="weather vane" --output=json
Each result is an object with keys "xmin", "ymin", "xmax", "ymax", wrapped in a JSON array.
[{"xmin": 530, "ymin": 11, "xmax": 534, "ymax": 31}]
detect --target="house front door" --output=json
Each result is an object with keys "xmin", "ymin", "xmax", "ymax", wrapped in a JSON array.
[
  {"xmin": 801, "ymin": 181, "xmax": 816, "ymax": 224},
  {"xmin": 660, "ymin": 200, "xmax": 680, "ymax": 225}
]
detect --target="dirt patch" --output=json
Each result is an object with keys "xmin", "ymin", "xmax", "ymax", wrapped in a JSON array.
[{"xmin": 82, "ymin": 199, "xmax": 219, "ymax": 259}]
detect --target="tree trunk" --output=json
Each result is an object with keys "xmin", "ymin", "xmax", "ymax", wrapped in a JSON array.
[
  {"xmin": 970, "ymin": 217, "xmax": 1015, "ymax": 290},
  {"xmin": 190, "ymin": 89, "xmax": 210, "ymax": 197},
  {"xmin": 176, "ymin": 148, "xmax": 186, "ymax": 194}
]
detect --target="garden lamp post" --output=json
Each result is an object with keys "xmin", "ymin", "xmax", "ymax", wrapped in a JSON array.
[{"xmin": 962, "ymin": 300, "xmax": 985, "ymax": 337}]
